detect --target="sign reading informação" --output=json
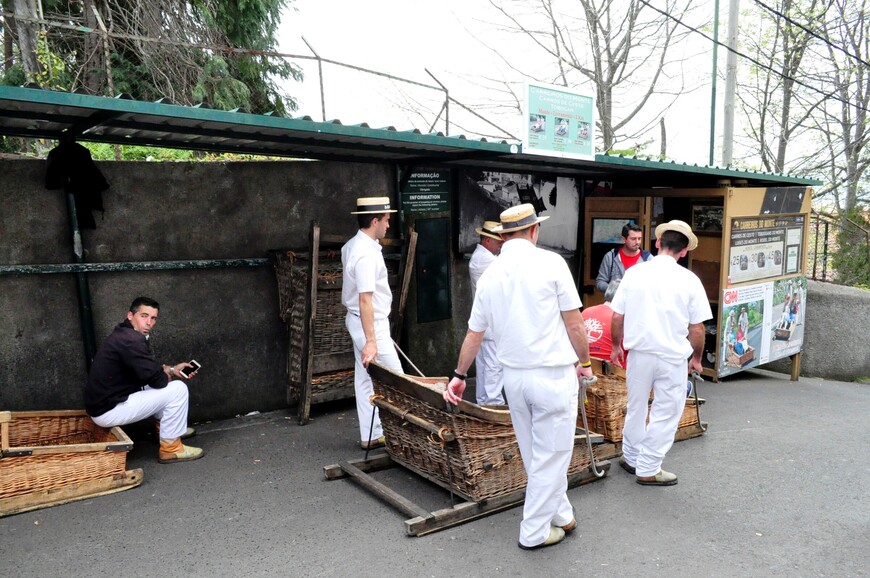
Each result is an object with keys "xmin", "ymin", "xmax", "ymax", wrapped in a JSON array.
[{"xmin": 401, "ymin": 169, "xmax": 450, "ymax": 213}]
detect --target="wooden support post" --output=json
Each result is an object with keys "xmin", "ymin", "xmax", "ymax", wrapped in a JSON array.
[
  {"xmin": 790, "ymin": 352, "xmax": 801, "ymax": 381},
  {"xmin": 298, "ymin": 221, "xmax": 321, "ymax": 425}
]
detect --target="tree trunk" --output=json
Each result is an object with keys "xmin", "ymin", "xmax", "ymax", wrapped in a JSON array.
[
  {"xmin": 82, "ymin": 0, "xmax": 105, "ymax": 94},
  {"xmin": 12, "ymin": 0, "xmax": 40, "ymax": 77},
  {"xmin": 3, "ymin": 0, "xmax": 15, "ymax": 73}
]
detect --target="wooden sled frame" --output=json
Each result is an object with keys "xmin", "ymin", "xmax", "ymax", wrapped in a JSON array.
[
  {"xmin": 323, "ymin": 452, "xmax": 611, "ymax": 536},
  {"xmin": 292, "ymin": 221, "xmax": 418, "ymax": 425}
]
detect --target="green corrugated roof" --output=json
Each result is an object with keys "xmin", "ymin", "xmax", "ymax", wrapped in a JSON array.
[{"xmin": 0, "ymin": 86, "xmax": 820, "ymax": 187}]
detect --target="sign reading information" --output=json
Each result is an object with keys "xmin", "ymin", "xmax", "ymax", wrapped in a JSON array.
[
  {"xmin": 523, "ymin": 82, "xmax": 595, "ymax": 160},
  {"xmin": 401, "ymin": 169, "xmax": 450, "ymax": 214}
]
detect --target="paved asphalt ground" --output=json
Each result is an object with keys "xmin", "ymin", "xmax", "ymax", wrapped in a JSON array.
[{"xmin": 2, "ymin": 369, "xmax": 867, "ymax": 578}]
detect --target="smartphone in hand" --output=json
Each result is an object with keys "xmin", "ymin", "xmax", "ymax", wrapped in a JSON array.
[{"xmin": 179, "ymin": 360, "xmax": 201, "ymax": 378}]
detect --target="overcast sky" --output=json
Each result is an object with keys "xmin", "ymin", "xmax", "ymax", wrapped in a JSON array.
[{"xmin": 277, "ymin": 0, "xmax": 723, "ymax": 166}]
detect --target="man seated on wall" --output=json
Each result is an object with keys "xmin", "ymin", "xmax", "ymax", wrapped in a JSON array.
[{"xmin": 84, "ymin": 296, "xmax": 203, "ymax": 464}]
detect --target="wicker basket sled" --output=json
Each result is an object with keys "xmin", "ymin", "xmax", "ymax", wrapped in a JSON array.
[
  {"xmin": 585, "ymin": 373, "xmax": 702, "ymax": 443},
  {"xmin": 0, "ymin": 410, "xmax": 142, "ymax": 516},
  {"xmin": 272, "ymin": 221, "xmax": 416, "ymax": 425},
  {"xmin": 368, "ymin": 363, "xmax": 603, "ymax": 503}
]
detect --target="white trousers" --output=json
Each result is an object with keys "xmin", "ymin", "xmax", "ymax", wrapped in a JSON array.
[
  {"xmin": 91, "ymin": 380, "xmax": 189, "ymax": 440},
  {"xmin": 503, "ymin": 365, "xmax": 577, "ymax": 548},
  {"xmin": 621, "ymin": 350, "xmax": 687, "ymax": 477},
  {"xmin": 475, "ymin": 338, "xmax": 505, "ymax": 405},
  {"xmin": 345, "ymin": 313, "xmax": 402, "ymax": 442}
]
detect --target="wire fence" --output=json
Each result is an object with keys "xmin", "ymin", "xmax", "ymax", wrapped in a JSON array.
[{"xmin": 807, "ymin": 210, "xmax": 870, "ymax": 285}]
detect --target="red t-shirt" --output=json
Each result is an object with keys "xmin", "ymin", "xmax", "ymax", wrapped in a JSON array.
[
  {"xmin": 619, "ymin": 248, "xmax": 643, "ymax": 270},
  {"xmin": 582, "ymin": 303, "xmax": 614, "ymax": 361}
]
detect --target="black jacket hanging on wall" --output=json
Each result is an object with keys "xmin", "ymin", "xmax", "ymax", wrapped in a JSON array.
[{"xmin": 45, "ymin": 140, "xmax": 110, "ymax": 229}]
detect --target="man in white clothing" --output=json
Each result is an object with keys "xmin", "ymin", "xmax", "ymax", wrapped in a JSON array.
[
  {"xmin": 468, "ymin": 219, "xmax": 504, "ymax": 405},
  {"xmin": 610, "ymin": 220, "xmax": 712, "ymax": 486},
  {"xmin": 341, "ymin": 196, "xmax": 404, "ymax": 450},
  {"xmin": 444, "ymin": 204, "xmax": 594, "ymax": 550}
]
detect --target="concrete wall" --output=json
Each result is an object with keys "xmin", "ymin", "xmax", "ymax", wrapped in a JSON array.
[
  {"xmin": 3, "ymin": 158, "xmax": 864, "ymax": 420},
  {"xmin": 0, "ymin": 158, "xmax": 394, "ymax": 420},
  {"xmin": 760, "ymin": 280, "xmax": 870, "ymax": 381}
]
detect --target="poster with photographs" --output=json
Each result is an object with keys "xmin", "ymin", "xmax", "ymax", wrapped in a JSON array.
[
  {"xmin": 717, "ymin": 276, "xmax": 806, "ymax": 378},
  {"xmin": 727, "ymin": 215, "xmax": 805, "ymax": 284},
  {"xmin": 692, "ymin": 204, "xmax": 723, "ymax": 233},
  {"xmin": 457, "ymin": 170, "xmax": 579, "ymax": 256}
]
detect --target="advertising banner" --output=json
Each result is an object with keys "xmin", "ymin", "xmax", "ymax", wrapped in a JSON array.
[
  {"xmin": 523, "ymin": 82, "xmax": 595, "ymax": 160},
  {"xmin": 718, "ymin": 276, "xmax": 807, "ymax": 378},
  {"xmin": 727, "ymin": 215, "xmax": 805, "ymax": 284}
]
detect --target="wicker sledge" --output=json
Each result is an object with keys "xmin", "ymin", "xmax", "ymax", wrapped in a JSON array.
[
  {"xmin": 367, "ymin": 363, "xmax": 602, "ymax": 503},
  {"xmin": 585, "ymin": 372, "xmax": 702, "ymax": 442},
  {"xmin": 0, "ymin": 410, "xmax": 142, "ymax": 516}
]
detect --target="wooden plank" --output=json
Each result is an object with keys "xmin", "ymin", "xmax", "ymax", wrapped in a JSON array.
[
  {"xmin": 674, "ymin": 422, "xmax": 708, "ymax": 442},
  {"xmin": 309, "ymin": 385, "xmax": 356, "ymax": 404},
  {"xmin": 298, "ymin": 221, "xmax": 320, "ymax": 426},
  {"xmin": 319, "ymin": 233, "xmax": 347, "ymax": 246},
  {"xmin": 4, "ymin": 409, "xmax": 86, "ymax": 418},
  {"xmin": 0, "ymin": 411, "xmax": 11, "ymax": 424},
  {"xmin": 367, "ymin": 363, "xmax": 513, "ymax": 424},
  {"xmin": 372, "ymin": 397, "xmax": 456, "ymax": 442},
  {"xmin": 338, "ymin": 460, "xmax": 431, "ymax": 519},
  {"xmin": 323, "ymin": 453, "xmax": 395, "ymax": 480},
  {"xmin": 406, "ymin": 461, "xmax": 612, "ymax": 536},
  {"xmin": 0, "ymin": 469, "xmax": 143, "ymax": 517},
  {"xmin": 3, "ymin": 442, "xmax": 133, "ymax": 456},
  {"xmin": 392, "ymin": 230, "xmax": 417, "ymax": 342},
  {"xmin": 593, "ymin": 442, "xmax": 622, "ymax": 462},
  {"xmin": 310, "ymin": 352, "xmax": 355, "ymax": 374}
]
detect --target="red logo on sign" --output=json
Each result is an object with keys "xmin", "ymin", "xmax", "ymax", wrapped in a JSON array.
[{"xmin": 723, "ymin": 290, "xmax": 738, "ymax": 304}]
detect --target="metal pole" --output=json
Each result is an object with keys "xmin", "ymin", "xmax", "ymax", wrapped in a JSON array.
[
  {"xmin": 722, "ymin": 0, "xmax": 740, "ymax": 167},
  {"xmin": 709, "ymin": 0, "xmax": 720, "ymax": 166},
  {"xmin": 65, "ymin": 189, "xmax": 97, "ymax": 369},
  {"xmin": 812, "ymin": 217, "xmax": 819, "ymax": 279},
  {"xmin": 822, "ymin": 222, "xmax": 829, "ymax": 280},
  {"xmin": 425, "ymin": 69, "xmax": 449, "ymax": 136},
  {"xmin": 302, "ymin": 36, "xmax": 326, "ymax": 122}
]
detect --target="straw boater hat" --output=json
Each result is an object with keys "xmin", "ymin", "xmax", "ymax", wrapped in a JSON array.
[
  {"xmin": 475, "ymin": 220, "xmax": 502, "ymax": 241},
  {"xmin": 654, "ymin": 219, "xmax": 698, "ymax": 251},
  {"xmin": 350, "ymin": 196, "xmax": 397, "ymax": 214},
  {"xmin": 491, "ymin": 203, "xmax": 549, "ymax": 233}
]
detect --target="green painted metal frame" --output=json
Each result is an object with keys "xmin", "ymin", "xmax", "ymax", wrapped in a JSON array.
[{"xmin": 0, "ymin": 258, "xmax": 269, "ymax": 276}]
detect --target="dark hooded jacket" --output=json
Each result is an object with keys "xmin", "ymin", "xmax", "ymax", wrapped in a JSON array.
[{"xmin": 84, "ymin": 319, "xmax": 168, "ymax": 417}]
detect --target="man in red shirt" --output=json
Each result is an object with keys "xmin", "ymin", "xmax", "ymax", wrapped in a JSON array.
[
  {"xmin": 595, "ymin": 223, "xmax": 652, "ymax": 293},
  {"xmin": 582, "ymin": 280, "xmax": 622, "ymax": 365}
]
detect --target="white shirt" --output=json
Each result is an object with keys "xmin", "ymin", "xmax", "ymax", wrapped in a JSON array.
[
  {"xmin": 469, "ymin": 243, "xmax": 497, "ymax": 298},
  {"xmin": 469, "ymin": 238, "xmax": 582, "ymax": 369},
  {"xmin": 610, "ymin": 254, "xmax": 712, "ymax": 363},
  {"xmin": 341, "ymin": 229, "xmax": 392, "ymax": 319}
]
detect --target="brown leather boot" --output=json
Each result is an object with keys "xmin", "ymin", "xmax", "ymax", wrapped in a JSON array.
[{"xmin": 158, "ymin": 438, "xmax": 204, "ymax": 464}]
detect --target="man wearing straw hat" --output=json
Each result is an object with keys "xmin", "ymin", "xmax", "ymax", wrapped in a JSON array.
[
  {"xmin": 444, "ymin": 203, "xmax": 594, "ymax": 550},
  {"xmin": 468, "ymin": 219, "xmax": 505, "ymax": 405},
  {"xmin": 610, "ymin": 220, "xmax": 712, "ymax": 486},
  {"xmin": 342, "ymin": 196, "xmax": 403, "ymax": 450}
]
